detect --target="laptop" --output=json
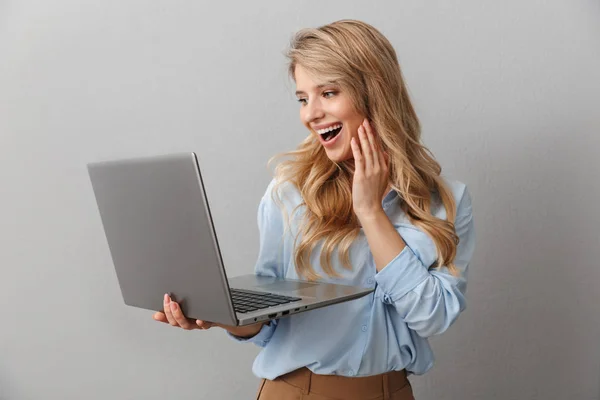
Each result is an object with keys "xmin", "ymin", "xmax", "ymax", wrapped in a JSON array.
[{"xmin": 87, "ymin": 152, "xmax": 374, "ymax": 326}]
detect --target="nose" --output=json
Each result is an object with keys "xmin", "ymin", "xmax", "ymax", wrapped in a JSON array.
[{"xmin": 303, "ymin": 97, "xmax": 325, "ymax": 124}]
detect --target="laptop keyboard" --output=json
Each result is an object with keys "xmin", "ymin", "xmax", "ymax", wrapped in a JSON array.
[{"xmin": 230, "ymin": 288, "xmax": 302, "ymax": 314}]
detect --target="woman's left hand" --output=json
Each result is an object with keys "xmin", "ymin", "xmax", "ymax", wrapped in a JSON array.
[{"xmin": 350, "ymin": 119, "xmax": 389, "ymax": 222}]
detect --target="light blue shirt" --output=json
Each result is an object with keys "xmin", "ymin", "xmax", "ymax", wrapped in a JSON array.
[{"xmin": 229, "ymin": 177, "xmax": 476, "ymax": 380}]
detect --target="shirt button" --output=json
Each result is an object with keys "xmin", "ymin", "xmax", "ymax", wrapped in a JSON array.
[
  {"xmin": 361, "ymin": 325, "xmax": 367, "ymax": 332},
  {"xmin": 383, "ymin": 294, "xmax": 392, "ymax": 304},
  {"xmin": 347, "ymin": 369, "xmax": 355, "ymax": 376},
  {"xmin": 367, "ymin": 278, "xmax": 374, "ymax": 285}
]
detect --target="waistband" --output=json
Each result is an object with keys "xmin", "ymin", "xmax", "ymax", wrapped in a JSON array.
[{"xmin": 275, "ymin": 367, "xmax": 410, "ymax": 399}]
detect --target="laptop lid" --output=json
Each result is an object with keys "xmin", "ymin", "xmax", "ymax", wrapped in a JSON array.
[{"xmin": 87, "ymin": 152, "xmax": 238, "ymax": 325}]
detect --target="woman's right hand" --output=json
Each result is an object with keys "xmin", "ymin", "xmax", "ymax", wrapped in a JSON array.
[{"xmin": 152, "ymin": 294, "xmax": 266, "ymax": 338}]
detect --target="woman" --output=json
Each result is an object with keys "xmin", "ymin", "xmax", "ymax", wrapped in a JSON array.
[{"xmin": 153, "ymin": 19, "xmax": 476, "ymax": 400}]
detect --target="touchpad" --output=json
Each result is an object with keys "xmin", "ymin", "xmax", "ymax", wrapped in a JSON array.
[{"xmin": 257, "ymin": 281, "xmax": 318, "ymax": 292}]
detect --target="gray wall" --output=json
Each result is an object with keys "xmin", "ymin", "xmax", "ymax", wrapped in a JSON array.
[{"xmin": 1, "ymin": 1, "xmax": 599, "ymax": 399}]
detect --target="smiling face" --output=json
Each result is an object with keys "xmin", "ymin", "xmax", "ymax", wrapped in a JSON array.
[{"xmin": 294, "ymin": 65, "xmax": 366, "ymax": 163}]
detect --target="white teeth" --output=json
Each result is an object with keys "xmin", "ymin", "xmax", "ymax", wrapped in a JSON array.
[{"xmin": 316, "ymin": 123, "xmax": 342, "ymax": 135}]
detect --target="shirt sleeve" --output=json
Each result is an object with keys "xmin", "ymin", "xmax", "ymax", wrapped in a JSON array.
[
  {"xmin": 227, "ymin": 319, "xmax": 279, "ymax": 347},
  {"xmin": 374, "ymin": 186, "xmax": 476, "ymax": 338},
  {"xmin": 227, "ymin": 179, "xmax": 285, "ymax": 346}
]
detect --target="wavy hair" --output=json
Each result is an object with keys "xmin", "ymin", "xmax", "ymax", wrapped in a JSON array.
[{"xmin": 270, "ymin": 20, "xmax": 460, "ymax": 280}]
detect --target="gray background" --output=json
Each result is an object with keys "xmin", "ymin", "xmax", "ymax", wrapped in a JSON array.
[{"xmin": 1, "ymin": 0, "xmax": 599, "ymax": 399}]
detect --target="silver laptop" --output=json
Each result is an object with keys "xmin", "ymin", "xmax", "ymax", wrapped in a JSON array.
[{"xmin": 87, "ymin": 152, "xmax": 374, "ymax": 326}]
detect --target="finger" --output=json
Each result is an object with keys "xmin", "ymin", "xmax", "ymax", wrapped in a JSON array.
[
  {"xmin": 153, "ymin": 312, "xmax": 169, "ymax": 324},
  {"xmin": 380, "ymin": 150, "xmax": 389, "ymax": 172},
  {"xmin": 364, "ymin": 120, "xmax": 379, "ymax": 170},
  {"xmin": 350, "ymin": 138, "xmax": 363, "ymax": 175},
  {"xmin": 169, "ymin": 301, "xmax": 196, "ymax": 330},
  {"xmin": 358, "ymin": 125, "xmax": 373, "ymax": 173},
  {"xmin": 196, "ymin": 320, "xmax": 215, "ymax": 330},
  {"xmin": 163, "ymin": 294, "xmax": 178, "ymax": 326}
]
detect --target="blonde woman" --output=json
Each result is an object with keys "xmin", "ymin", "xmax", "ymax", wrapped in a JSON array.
[{"xmin": 154, "ymin": 19, "xmax": 476, "ymax": 400}]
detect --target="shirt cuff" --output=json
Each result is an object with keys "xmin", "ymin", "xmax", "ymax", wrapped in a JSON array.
[
  {"xmin": 374, "ymin": 245, "xmax": 431, "ymax": 303},
  {"xmin": 226, "ymin": 321, "xmax": 275, "ymax": 347}
]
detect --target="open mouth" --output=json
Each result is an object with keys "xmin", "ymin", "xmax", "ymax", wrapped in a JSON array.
[{"xmin": 320, "ymin": 125, "xmax": 342, "ymax": 142}]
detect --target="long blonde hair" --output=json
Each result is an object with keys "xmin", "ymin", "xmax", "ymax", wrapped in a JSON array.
[{"xmin": 271, "ymin": 20, "xmax": 460, "ymax": 281}]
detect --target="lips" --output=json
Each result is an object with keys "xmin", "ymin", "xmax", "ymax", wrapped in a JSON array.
[
  {"xmin": 313, "ymin": 122, "xmax": 343, "ymax": 142},
  {"xmin": 313, "ymin": 122, "xmax": 343, "ymax": 133},
  {"xmin": 317, "ymin": 124, "xmax": 343, "ymax": 147},
  {"xmin": 321, "ymin": 125, "xmax": 342, "ymax": 141}
]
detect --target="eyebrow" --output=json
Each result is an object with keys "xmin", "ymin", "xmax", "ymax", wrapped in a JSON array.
[{"xmin": 295, "ymin": 82, "xmax": 339, "ymax": 96}]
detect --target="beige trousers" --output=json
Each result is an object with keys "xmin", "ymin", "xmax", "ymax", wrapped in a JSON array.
[{"xmin": 255, "ymin": 367, "xmax": 415, "ymax": 400}]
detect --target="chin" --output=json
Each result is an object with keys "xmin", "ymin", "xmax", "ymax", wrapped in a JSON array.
[{"xmin": 324, "ymin": 149, "xmax": 353, "ymax": 163}]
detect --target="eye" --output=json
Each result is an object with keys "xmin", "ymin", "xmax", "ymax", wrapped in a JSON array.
[
  {"xmin": 323, "ymin": 91, "xmax": 336, "ymax": 98},
  {"xmin": 297, "ymin": 98, "xmax": 308, "ymax": 105}
]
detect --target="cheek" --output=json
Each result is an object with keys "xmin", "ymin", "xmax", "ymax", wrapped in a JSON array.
[
  {"xmin": 344, "ymin": 123, "xmax": 361, "ymax": 140},
  {"xmin": 334, "ymin": 99, "xmax": 362, "ymax": 121},
  {"xmin": 337, "ymin": 111, "xmax": 364, "ymax": 137}
]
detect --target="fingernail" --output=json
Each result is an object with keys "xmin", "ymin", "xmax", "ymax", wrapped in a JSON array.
[
  {"xmin": 170, "ymin": 302, "xmax": 177, "ymax": 311},
  {"xmin": 164, "ymin": 293, "xmax": 170, "ymax": 303}
]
